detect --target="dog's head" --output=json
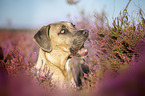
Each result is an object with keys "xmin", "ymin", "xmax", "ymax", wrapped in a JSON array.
[{"xmin": 34, "ymin": 21, "xmax": 89, "ymax": 57}]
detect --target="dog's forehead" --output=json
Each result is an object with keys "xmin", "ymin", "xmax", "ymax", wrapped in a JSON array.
[
  {"xmin": 51, "ymin": 22, "xmax": 75, "ymax": 28},
  {"xmin": 61, "ymin": 22, "xmax": 74, "ymax": 26}
]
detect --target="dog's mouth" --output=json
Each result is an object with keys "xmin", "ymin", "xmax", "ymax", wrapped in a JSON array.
[
  {"xmin": 70, "ymin": 44, "xmax": 88, "ymax": 57},
  {"xmin": 77, "ymin": 45, "xmax": 88, "ymax": 56},
  {"xmin": 70, "ymin": 29, "xmax": 89, "ymax": 57}
]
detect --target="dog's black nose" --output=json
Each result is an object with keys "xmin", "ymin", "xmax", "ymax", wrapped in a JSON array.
[{"xmin": 82, "ymin": 30, "xmax": 89, "ymax": 36}]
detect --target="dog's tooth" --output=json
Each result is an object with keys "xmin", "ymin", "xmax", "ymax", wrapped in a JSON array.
[{"xmin": 85, "ymin": 49, "xmax": 88, "ymax": 52}]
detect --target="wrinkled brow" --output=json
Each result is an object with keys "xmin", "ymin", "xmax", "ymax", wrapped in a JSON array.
[{"xmin": 70, "ymin": 23, "xmax": 76, "ymax": 27}]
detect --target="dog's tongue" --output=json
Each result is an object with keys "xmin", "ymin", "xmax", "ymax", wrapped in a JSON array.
[{"xmin": 77, "ymin": 48, "xmax": 88, "ymax": 56}]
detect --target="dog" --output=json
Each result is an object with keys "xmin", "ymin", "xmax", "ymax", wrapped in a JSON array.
[{"xmin": 33, "ymin": 21, "xmax": 89, "ymax": 87}]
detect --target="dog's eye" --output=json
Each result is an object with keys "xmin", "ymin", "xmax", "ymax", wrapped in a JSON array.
[
  {"xmin": 58, "ymin": 29, "xmax": 66, "ymax": 35},
  {"xmin": 58, "ymin": 28, "xmax": 69, "ymax": 35},
  {"xmin": 60, "ymin": 29, "xmax": 65, "ymax": 34}
]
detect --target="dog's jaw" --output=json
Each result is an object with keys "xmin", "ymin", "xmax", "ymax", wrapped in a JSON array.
[{"xmin": 70, "ymin": 44, "xmax": 88, "ymax": 57}]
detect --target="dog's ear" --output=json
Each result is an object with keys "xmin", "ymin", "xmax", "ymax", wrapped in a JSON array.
[{"xmin": 33, "ymin": 25, "xmax": 52, "ymax": 52}]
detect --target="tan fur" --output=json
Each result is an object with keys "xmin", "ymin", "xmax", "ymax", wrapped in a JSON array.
[{"xmin": 33, "ymin": 22, "xmax": 88, "ymax": 88}]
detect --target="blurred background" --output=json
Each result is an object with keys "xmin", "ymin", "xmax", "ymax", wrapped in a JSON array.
[
  {"xmin": 0, "ymin": 0, "xmax": 145, "ymax": 29},
  {"xmin": 1, "ymin": 0, "xmax": 145, "ymax": 96}
]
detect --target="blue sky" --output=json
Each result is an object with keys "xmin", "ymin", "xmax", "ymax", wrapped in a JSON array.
[{"xmin": 0, "ymin": 0, "xmax": 145, "ymax": 29}]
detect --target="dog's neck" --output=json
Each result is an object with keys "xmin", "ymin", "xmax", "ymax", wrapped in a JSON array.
[{"xmin": 45, "ymin": 48, "xmax": 70, "ymax": 69}]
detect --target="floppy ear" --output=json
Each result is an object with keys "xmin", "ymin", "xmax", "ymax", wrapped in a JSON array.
[{"xmin": 33, "ymin": 25, "xmax": 52, "ymax": 52}]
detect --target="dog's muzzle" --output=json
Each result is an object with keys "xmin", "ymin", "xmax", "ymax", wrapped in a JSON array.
[{"xmin": 70, "ymin": 29, "xmax": 89, "ymax": 57}]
